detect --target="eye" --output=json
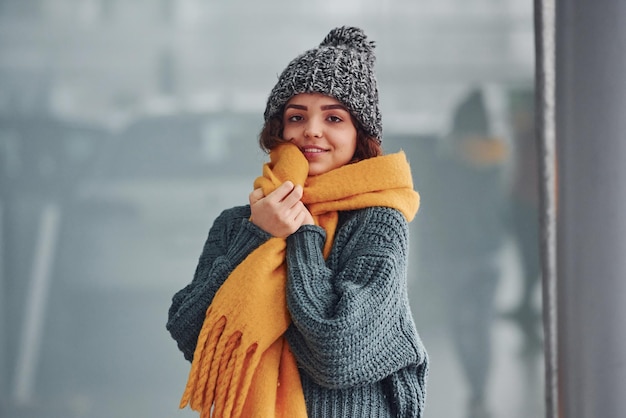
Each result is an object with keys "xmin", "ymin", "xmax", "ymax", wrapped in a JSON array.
[
  {"xmin": 286, "ymin": 114, "xmax": 303, "ymax": 123},
  {"xmin": 327, "ymin": 115, "xmax": 343, "ymax": 123}
]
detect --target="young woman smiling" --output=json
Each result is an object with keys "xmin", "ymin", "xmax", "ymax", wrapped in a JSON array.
[
  {"xmin": 282, "ymin": 93, "xmax": 358, "ymax": 177},
  {"xmin": 167, "ymin": 26, "xmax": 428, "ymax": 418}
]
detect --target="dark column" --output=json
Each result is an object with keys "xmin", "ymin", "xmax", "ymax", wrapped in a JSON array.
[{"xmin": 556, "ymin": 0, "xmax": 626, "ymax": 417}]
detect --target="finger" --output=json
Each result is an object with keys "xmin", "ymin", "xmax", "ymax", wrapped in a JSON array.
[
  {"xmin": 301, "ymin": 205, "xmax": 315, "ymax": 226},
  {"xmin": 281, "ymin": 184, "xmax": 304, "ymax": 209},
  {"xmin": 266, "ymin": 181, "xmax": 295, "ymax": 203},
  {"xmin": 292, "ymin": 209, "xmax": 306, "ymax": 229},
  {"xmin": 291, "ymin": 202, "xmax": 315, "ymax": 229},
  {"xmin": 249, "ymin": 188, "xmax": 265, "ymax": 205}
]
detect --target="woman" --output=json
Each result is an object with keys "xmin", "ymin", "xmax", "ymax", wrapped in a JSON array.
[{"xmin": 167, "ymin": 26, "xmax": 428, "ymax": 418}]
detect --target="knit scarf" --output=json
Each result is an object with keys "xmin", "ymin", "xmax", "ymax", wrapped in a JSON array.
[{"xmin": 179, "ymin": 143, "xmax": 420, "ymax": 418}]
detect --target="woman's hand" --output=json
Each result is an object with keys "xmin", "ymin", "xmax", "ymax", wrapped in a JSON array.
[{"xmin": 249, "ymin": 181, "xmax": 315, "ymax": 238}]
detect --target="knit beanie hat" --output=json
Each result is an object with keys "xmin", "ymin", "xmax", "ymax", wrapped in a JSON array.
[{"xmin": 264, "ymin": 26, "xmax": 382, "ymax": 141}]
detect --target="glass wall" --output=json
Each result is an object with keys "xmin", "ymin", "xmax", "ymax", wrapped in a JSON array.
[{"xmin": 0, "ymin": 1, "xmax": 542, "ymax": 417}]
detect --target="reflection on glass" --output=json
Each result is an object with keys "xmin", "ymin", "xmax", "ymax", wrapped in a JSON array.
[{"xmin": 0, "ymin": 2, "xmax": 542, "ymax": 418}]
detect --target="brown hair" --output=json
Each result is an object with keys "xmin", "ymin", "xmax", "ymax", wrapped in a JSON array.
[{"xmin": 258, "ymin": 113, "xmax": 383, "ymax": 162}]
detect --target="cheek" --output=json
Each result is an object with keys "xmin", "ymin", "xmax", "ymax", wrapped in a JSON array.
[
  {"xmin": 281, "ymin": 127, "xmax": 292, "ymax": 140},
  {"xmin": 338, "ymin": 142, "xmax": 355, "ymax": 156},
  {"xmin": 281, "ymin": 125, "xmax": 300, "ymax": 141},
  {"xmin": 341, "ymin": 133, "xmax": 358, "ymax": 156}
]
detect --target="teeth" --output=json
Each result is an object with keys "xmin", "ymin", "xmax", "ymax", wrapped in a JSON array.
[{"xmin": 303, "ymin": 148, "xmax": 324, "ymax": 153}]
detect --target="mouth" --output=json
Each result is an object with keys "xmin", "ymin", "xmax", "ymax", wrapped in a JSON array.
[{"xmin": 301, "ymin": 146, "xmax": 328, "ymax": 154}]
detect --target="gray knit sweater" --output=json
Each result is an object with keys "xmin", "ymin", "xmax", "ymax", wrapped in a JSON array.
[{"xmin": 167, "ymin": 205, "xmax": 428, "ymax": 417}]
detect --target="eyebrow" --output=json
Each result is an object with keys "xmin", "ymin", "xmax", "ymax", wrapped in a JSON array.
[
  {"xmin": 285, "ymin": 103, "xmax": 349, "ymax": 112},
  {"xmin": 322, "ymin": 104, "xmax": 349, "ymax": 111}
]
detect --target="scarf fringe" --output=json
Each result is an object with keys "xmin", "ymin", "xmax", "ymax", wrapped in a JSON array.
[
  {"xmin": 181, "ymin": 311, "xmax": 265, "ymax": 418},
  {"xmin": 181, "ymin": 238, "xmax": 292, "ymax": 417}
]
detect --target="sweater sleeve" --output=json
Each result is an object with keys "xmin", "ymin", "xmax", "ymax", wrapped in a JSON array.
[
  {"xmin": 166, "ymin": 206, "xmax": 271, "ymax": 361},
  {"xmin": 284, "ymin": 207, "xmax": 425, "ymax": 389}
]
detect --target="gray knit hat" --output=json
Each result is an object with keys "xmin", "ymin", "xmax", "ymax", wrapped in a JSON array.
[{"xmin": 264, "ymin": 26, "xmax": 382, "ymax": 141}]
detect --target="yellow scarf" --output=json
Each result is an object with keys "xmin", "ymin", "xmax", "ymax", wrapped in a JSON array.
[{"xmin": 179, "ymin": 143, "xmax": 420, "ymax": 418}]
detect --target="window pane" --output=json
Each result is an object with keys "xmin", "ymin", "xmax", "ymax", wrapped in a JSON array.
[{"xmin": 0, "ymin": 1, "xmax": 542, "ymax": 417}]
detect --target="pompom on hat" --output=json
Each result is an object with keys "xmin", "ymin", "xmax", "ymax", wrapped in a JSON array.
[{"xmin": 264, "ymin": 26, "xmax": 383, "ymax": 141}]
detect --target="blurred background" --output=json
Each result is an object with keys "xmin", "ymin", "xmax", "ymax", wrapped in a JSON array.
[{"xmin": 0, "ymin": 1, "xmax": 543, "ymax": 417}]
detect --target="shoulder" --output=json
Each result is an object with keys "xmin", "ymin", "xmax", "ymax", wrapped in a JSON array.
[
  {"xmin": 340, "ymin": 206, "xmax": 408, "ymax": 233},
  {"xmin": 335, "ymin": 206, "xmax": 409, "ymax": 256},
  {"xmin": 215, "ymin": 204, "xmax": 251, "ymax": 224},
  {"xmin": 206, "ymin": 204, "xmax": 252, "ymax": 241}
]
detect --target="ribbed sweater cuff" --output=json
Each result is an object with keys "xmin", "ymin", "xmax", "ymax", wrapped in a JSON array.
[
  {"xmin": 225, "ymin": 218, "xmax": 272, "ymax": 266},
  {"xmin": 285, "ymin": 225, "xmax": 331, "ymax": 312},
  {"xmin": 286, "ymin": 225, "xmax": 326, "ymax": 263}
]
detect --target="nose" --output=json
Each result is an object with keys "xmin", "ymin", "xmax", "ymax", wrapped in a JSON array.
[{"xmin": 304, "ymin": 119, "xmax": 322, "ymax": 138}]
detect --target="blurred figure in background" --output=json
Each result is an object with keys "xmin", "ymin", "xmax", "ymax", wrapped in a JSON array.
[
  {"xmin": 433, "ymin": 88, "xmax": 510, "ymax": 418},
  {"xmin": 502, "ymin": 88, "xmax": 543, "ymax": 351}
]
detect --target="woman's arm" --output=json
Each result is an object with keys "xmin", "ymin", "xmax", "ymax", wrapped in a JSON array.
[
  {"xmin": 285, "ymin": 207, "xmax": 424, "ymax": 389},
  {"xmin": 166, "ymin": 206, "xmax": 271, "ymax": 361}
]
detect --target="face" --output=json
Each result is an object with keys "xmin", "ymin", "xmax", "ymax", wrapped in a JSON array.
[{"xmin": 282, "ymin": 93, "xmax": 357, "ymax": 176}]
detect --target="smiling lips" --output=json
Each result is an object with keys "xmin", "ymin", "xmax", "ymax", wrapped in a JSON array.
[{"xmin": 301, "ymin": 147, "xmax": 328, "ymax": 158}]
